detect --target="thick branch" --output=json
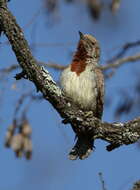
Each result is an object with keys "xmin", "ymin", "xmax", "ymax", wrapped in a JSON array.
[
  {"xmin": 0, "ymin": 0, "xmax": 140, "ymax": 152},
  {"xmin": 131, "ymin": 180, "xmax": 140, "ymax": 190}
]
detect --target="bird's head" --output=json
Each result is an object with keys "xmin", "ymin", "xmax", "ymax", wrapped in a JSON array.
[{"xmin": 78, "ymin": 31, "xmax": 100, "ymax": 60}]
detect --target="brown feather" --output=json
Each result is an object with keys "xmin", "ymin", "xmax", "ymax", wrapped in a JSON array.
[
  {"xmin": 71, "ymin": 41, "xmax": 88, "ymax": 76},
  {"xmin": 94, "ymin": 67, "xmax": 104, "ymax": 119}
]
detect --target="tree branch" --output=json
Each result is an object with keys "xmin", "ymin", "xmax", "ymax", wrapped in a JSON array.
[
  {"xmin": 131, "ymin": 180, "xmax": 140, "ymax": 190},
  {"xmin": 1, "ymin": 0, "xmax": 140, "ymax": 157},
  {"xmin": 0, "ymin": 61, "xmax": 67, "ymax": 75},
  {"xmin": 107, "ymin": 40, "xmax": 140, "ymax": 63},
  {"xmin": 1, "ymin": 52, "xmax": 140, "ymax": 76},
  {"xmin": 102, "ymin": 53, "xmax": 140, "ymax": 70}
]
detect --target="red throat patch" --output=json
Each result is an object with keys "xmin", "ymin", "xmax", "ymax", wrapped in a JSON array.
[
  {"xmin": 71, "ymin": 60, "xmax": 87, "ymax": 76},
  {"xmin": 71, "ymin": 41, "xmax": 88, "ymax": 76}
]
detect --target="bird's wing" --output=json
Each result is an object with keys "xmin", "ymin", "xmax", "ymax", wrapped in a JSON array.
[{"xmin": 95, "ymin": 67, "xmax": 104, "ymax": 119}]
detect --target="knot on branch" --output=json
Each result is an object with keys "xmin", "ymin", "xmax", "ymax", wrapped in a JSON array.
[{"xmin": 14, "ymin": 70, "xmax": 28, "ymax": 80}]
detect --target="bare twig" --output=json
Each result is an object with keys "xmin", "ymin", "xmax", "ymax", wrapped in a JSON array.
[
  {"xmin": 1, "ymin": 43, "xmax": 140, "ymax": 76},
  {"xmin": 13, "ymin": 91, "xmax": 43, "ymax": 120},
  {"xmin": 0, "ymin": 64, "xmax": 18, "ymax": 73},
  {"xmin": 1, "ymin": 52, "xmax": 139, "ymax": 77},
  {"xmin": 107, "ymin": 40, "xmax": 140, "ymax": 64},
  {"xmin": 0, "ymin": 6, "xmax": 43, "ymax": 46},
  {"xmin": 99, "ymin": 172, "xmax": 107, "ymax": 190},
  {"xmin": 38, "ymin": 61, "xmax": 68, "ymax": 70},
  {"xmin": 102, "ymin": 53, "xmax": 140, "ymax": 70},
  {"xmin": 0, "ymin": 61, "xmax": 67, "ymax": 76},
  {"xmin": 23, "ymin": 6, "xmax": 42, "ymax": 30}
]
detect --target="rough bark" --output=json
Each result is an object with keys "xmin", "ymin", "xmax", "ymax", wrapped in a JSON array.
[
  {"xmin": 131, "ymin": 180, "xmax": 140, "ymax": 190},
  {"xmin": 0, "ymin": 0, "xmax": 140, "ymax": 152}
]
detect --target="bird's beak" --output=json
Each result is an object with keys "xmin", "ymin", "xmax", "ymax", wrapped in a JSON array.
[{"xmin": 79, "ymin": 31, "xmax": 84, "ymax": 40}]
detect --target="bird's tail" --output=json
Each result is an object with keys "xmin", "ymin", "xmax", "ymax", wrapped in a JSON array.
[{"xmin": 68, "ymin": 136, "xmax": 94, "ymax": 160}]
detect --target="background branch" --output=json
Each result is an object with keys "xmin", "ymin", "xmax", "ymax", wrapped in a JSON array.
[
  {"xmin": 102, "ymin": 53, "xmax": 140, "ymax": 70},
  {"xmin": 107, "ymin": 40, "xmax": 140, "ymax": 63}
]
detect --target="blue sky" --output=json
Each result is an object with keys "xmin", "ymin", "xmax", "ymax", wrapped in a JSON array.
[{"xmin": 0, "ymin": 0, "xmax": 140, "ymax": 189}]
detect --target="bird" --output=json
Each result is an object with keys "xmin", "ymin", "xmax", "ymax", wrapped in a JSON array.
[{"xmin": 60, "ymin": 31, "xmax": 104, "ymax": 160}]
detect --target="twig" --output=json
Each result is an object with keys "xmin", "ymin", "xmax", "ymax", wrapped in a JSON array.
[
  {"xmin": 0, "ymin": 64, "xmax": 18, "ymax": 73},
  {"xmin": 102, "ymin": 53, "xmax": 140, "ymax": 70},
  {"xmin": 13, "ymin": 91, "xmax": 43, "ymax": 120},
  {"xmin": 1, "ymin": 52, "xmax": 139, "ymax": 76},
  {"xmin": 38, "ymin": 61, "xmax": 68, "ymax": 70},
  {"xmin": 0, "ymin": 6, "xmax": 43, "ymax": 46},
  {"xmin": 1, "ymin": 50, "xmax": 140, "ymax": 76},
  {"xmin": 0, "ymin": 61, "xmax": 67, "ymax": 76},
  {"xmin": 22, "ymin": 6, "xmax": 42, "ymax": 30},
  {"xmin": 107, "ymin": 40, "xmax": 140, "ymax": 64},
  {"xmin": 99, "ymin": 172, "xmax": 107, "ymax": 190},
  {"xmin": 13, "ymin": 92, "xmax": 32, "ymax": 120}
]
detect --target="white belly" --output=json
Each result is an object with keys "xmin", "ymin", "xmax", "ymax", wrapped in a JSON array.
[{"xmin": 60, "ymin": 65, "xmax": 98, "ymax": 110}]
